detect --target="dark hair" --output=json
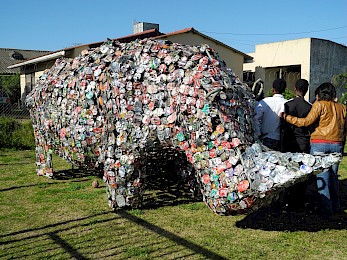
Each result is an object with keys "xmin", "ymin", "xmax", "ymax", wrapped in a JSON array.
[
  {"xmin": 295, "ymin": 79, "xmax": 309, "ymax": 96},
  {"xmin": 273, "ymin": 78, "xmax": 287, "ymax": 94},
  {"xmin": 314, "ymin": 82, "xmax": 336, "ymax": 101}
]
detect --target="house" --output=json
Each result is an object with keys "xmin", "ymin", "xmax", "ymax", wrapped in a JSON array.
[
  {"xmin": 243, "ymin": 38, "xmax": 347, "ymax": 101},
  {"xmin": 0, "ymin": 48, "xmax": 51, "ymax": 74},
  {"xmin": 8, "ymin": 23, "xmax": 252, "ymax": 103},
  {"xmin": 0, "ymin": 48, "xmax": 51, "ymax": 104}
]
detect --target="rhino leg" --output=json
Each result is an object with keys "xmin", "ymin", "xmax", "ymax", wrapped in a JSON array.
[
  {"xmin": 104, "ymin": 157, "xmax": 145, "ymax": 210},
  {"xmin": 174, "ymin": 153, "xmax": 201, "ymax": 199},
  {"xmin": 44, "ymin": 146, "xmax": 53, "ymax": 177},
  {"xmin": 34, "ymin": 126, "xmax": 53, "ymax": 177},
  {"xmin": 35, "ymin": 146, "xmax": 53, "ymax": 177}
]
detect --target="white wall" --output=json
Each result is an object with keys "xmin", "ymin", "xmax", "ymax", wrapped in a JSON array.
[{"xmin": 243, "ymin": 38, "xmax": 312, "ymax": 97}]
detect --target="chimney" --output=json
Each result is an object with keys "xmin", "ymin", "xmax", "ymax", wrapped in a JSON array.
[{"xmin": 133, "ymin": 21, "xmax": 159, "ymax": 34}]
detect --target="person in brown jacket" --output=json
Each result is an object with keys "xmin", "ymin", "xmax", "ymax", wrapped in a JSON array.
[{"xmin": 282, "ymin": 82, "xmax": 347, "ymax": 218}]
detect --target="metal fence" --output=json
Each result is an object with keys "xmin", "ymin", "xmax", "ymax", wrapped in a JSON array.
[{"xmin": 0, "ymin": 102, "xmax": 30, "ymax": 119}]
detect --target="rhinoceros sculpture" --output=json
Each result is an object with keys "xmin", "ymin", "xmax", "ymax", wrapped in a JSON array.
[{"xmin": 26, "ymin": 39, "xmax": 340, "ymax": 215}]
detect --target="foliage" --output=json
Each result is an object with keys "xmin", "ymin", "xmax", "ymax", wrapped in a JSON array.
[
  {"xmin": 266, "ymin": 88, "xmax": 295, "ymax": 100},
  {"xmin": 0, "ymin": 74, "xmax": 20, "ymax": 103},
  {"xmin": 332, "ymin": 72, "xmax": 347, "ymax": 83},
  {"xmin": 340, "ymin": 95, "xmax": 347, "ymax": 105},
  {"xmin": 0, "ymin": 117, "xmax": 35, "ymax": 149},
  {"xmin": 283, "ymin": 89, "xmax": 295, "ymax": 100},
  {"xmin": 0, "ymin": 150, "xmax": 347, "ymax": 259},
  {"xmin": 334, "ymin": 73, "xmax": 347, "ymax": 105}
]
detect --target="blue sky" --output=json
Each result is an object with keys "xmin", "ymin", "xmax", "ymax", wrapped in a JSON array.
[{"xmin": 2, "ymin": 0, "xmax": 346, "ymax": 54}]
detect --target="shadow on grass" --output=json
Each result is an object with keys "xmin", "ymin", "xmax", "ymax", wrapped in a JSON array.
[
  {"xmin": 48, "ymin": 232, "xmax": 89, "ymax": 260},
  {"xmin": 0, "ymin": 177, "xmax": 91, "ymax": 192},
  {"xmin": 0, "ymin": 155, "xmax": 224, "ymax": 258},
  {"xmin": 0, "ymin": 210, "xmax": 226, "ymax": 259},
  {"xmin": 52, "ymin": 168, "xmax": 98, "ymax": 180},
  {"xmin": 117, "ymin": 210, "xmax": 226, "ymax": 260},
  {"xmin": 236, "ymin": 178, "xmax": 347, "ymax": 232},
  {"xmin": 52, "ymin": 160, "xmax": 202, "ymax": 210},
  {"xmin": 0, "ymin": 183, "xmax": 39, "ymax": 192},
  {"xmin": 0, "ymin": 211, "xmax": 112, "ymax": 239},
  {"xmin": 0, "ymin": 179, "xmax": 90, "ymax": 192},
  {"xmin": 141, "ymin": 168, "xmax": 201, "ymax": 210},
  {"xmin": 0, "ymin": 162, "xmax": 32, "ymax": 165}
]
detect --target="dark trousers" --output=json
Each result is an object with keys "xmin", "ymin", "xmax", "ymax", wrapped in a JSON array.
[{"xmin": 262, "ymin": 137, "xmax": 281, "ymax": 151}]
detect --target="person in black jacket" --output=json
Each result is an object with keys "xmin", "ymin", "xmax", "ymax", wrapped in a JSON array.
[
  {"xmin": 281, "ymin": 79, "xmax": 313, "ymax": 153},
  {"xmin": 281, "ymin": 79, "xmax": 314, "ymax": 212}
]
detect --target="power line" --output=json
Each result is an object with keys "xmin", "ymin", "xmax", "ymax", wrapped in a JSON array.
[{"xmin": 201, "ymin": 25, "xmax": 347, "ymax": 36}]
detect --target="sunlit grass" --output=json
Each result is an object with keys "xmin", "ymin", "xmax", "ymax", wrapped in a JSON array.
[{"xmin": 0, "ymin": 150, "xmax": 347, "ymax": 259}]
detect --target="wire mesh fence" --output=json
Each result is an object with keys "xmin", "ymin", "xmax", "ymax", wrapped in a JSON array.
[{"xmin": 0, "ymin": 102, "xmax": 30, "ymax": 119}]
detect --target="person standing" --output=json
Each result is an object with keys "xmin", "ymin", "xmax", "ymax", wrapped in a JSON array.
[
  {"xmin": 281, "ymin": 79, "xmax": 313, "ymax": 211},
  {"xmin": 255, "ymin": 78, "xmax": 287, "ymax": 151},
  {"xmin": 282, "ymin": 82, "xmax": 347, "ymax": 218},
  {"xmin": 282, "ymin": 79, "xmax": 313, "ymax": 153}
]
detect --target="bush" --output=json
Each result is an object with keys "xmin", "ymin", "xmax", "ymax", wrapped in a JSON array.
[
  {"xmin": 340, "ymin": 93, "xmax": 347, "ymax": 105},
  {"xmin": 266, "ymin": 88, "xmax": 295, "ymax": 100},
  {"xmin": 283, "ymin": 89, "xmax": 295, "ymax": 100},
  {"xmin": 0, "ymin": 117, "xmax": 35, "ymax": 150},
  {"xmin": 334, "ymin": 73, "xmax": 347, "ymax": 105},
  {"xmin": 0, "ymin": 74, "xmax": 20, "ymax": 103}
]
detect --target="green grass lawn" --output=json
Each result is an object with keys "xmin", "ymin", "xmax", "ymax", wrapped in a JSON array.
[{"xmin": 0, "ymin": 150, "xmax": 347, "ymax": 259}]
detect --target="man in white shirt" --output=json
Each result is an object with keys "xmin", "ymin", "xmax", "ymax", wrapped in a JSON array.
[{"xmin": 255, "ymin": 78, "xmax": 287, "ymax": 151}]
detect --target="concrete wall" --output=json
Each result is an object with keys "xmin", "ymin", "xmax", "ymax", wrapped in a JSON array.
[
  {"xmin": 244, "ymin": 38, "xmax": 311, "ymax": 97},
  {"xmin": 165, "ymin": 32, "xmax": 245, "ymax": 80},
  {"xmin": 243, "ymin": 38, "xmax": 347, "ymax": 101},
  {"xmin": 309, "ymin": 38, "xmax": 347, "ymax": 101},
  {"xmin": 255, "ymin": 38, "xmax": 311, "ymax": 70}
]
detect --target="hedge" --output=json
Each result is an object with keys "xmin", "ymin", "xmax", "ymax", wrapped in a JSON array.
[{"xmin": 0, "ymin": 117, "xmax": 35, "ymax": 150}]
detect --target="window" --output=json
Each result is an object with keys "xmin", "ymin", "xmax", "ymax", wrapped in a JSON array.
[{"xmin": 25, "ymin": 73, "xmax": 35, "ymax": 94}]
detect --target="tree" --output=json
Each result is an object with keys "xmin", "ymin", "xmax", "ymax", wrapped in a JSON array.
[
  {"xmin": 332, "ymin": 73, "xmax": 347, "ymax": 105},
  {"xmin": 0, "ymin": 74, "xmax": 20, "ymax": 103}
]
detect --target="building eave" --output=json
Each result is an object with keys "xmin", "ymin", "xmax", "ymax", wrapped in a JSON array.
[{"xmin": 7, "ymin": 50, "xmax": 65, "ymax": 69}]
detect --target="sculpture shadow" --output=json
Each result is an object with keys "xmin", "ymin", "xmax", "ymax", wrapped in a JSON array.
[
  {"xmin": 236, "ymin": 177, "xmax": 347, "ymax": 232},
  {"xmin": 52, "ymin": 168, "xmax": 96, "ymax": 180},
  {"xmin": 0, "ymin": 173, "xmax": 90, "ymax": 192}
]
